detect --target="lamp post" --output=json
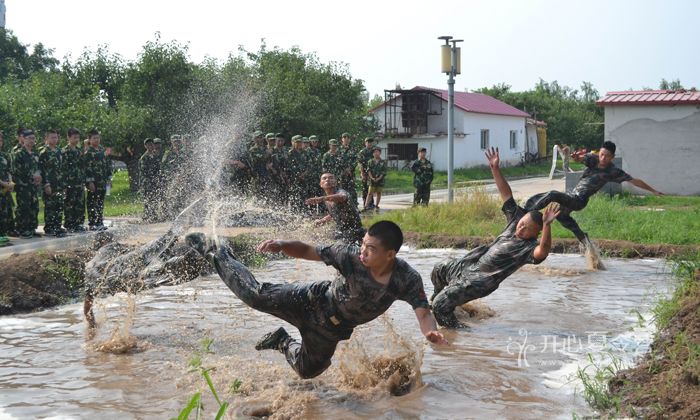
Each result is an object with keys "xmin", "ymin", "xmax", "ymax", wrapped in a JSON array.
[{"xmin": 438, "ymin": 36, "xmax": 462, "ymax": 203}]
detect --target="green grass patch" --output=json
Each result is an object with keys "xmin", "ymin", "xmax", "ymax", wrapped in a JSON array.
[{"xmin": 366, "ymin": 191, "xmax": 700, "ymax": 246}]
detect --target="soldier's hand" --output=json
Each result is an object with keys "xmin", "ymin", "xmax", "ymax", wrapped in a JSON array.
[
  {"xmin": 425, "ymin": 330, "xmax": 449, "ymax": 345},
  {"xmin": 543, "ymin": 203, "xmax": 561, "ymax": 225},
  {"xmin": 88, "ymin": 182, "xmax": 96, "ymax": 193},
  {"xmin": 485, "ymin": 147, "xmax": 500, "ymax": 168},
  {"xmin": 256, "ymin": 240, "xmax": 283, "ymax": 254},
  {"xmin": 305, "ymin": 197, "xmax": 323, "ymax": 205}
]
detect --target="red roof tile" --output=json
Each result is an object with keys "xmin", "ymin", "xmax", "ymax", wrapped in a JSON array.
[{"xmin": 597, "ymin": 90, "xmax": 700, "ymax": 106}]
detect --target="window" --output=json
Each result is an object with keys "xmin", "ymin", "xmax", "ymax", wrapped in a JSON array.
[
  {"xmin": 480, "ymin": 129, "xmax": 490, "ymax": 150},
  {"xmin": 387, "ymin": 143, "xmax": 418, "ymax": 161},
  {"xmin": 510, "ymin": 130, "xmax": 517, "ymax": 149}
]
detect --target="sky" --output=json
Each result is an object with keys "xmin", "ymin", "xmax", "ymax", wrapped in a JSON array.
[{"xmin": 4, "ymin": 0, "xmax": 700, "ymax": 99}]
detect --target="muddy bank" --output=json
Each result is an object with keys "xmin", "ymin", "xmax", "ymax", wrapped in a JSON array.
[
  {"xmin": 607, "ymin": 268, "xmax": 700, "ymax": 419},
  {"xmin": 403, "ymin": 232, "xmax": 700, "ymax": 258},
  {"xmin": 0, "ymin": 234, "xmax": 263, "ymax": 316}
]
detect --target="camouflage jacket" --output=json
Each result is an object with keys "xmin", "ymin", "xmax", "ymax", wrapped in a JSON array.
[
  {"xmin": 321, "ymin": 151, "xmax": 344, "ymax": 178},
  {"xmin": 39, "ymin": 146, "xmax": 63, "ymax": 190},
  {"xmin": 61, "ymin": 145, "xmax": 85, "ymax": 188},
  {"xmin": 84, "ymin": 146, "xmax": 112, "ymax": 186},
  {"xmin": 366, "ymin": 158, "xmax": 387, "ymax": 187},
  {"xmin": 0, "ymin": 151, "xmax": 12, "ymax": 184},
  {"xmin": 411, "ymin": 158, "xmax": 434, "ymax": 187},
  {"xmin": 338, "ymin": 146, "xmax": 356, "ymax": 182},
  {"xmin": 161, "ymin": 149, "xmax": 185, "ymax": 179},
  {"xmin": 269, "ymin": 146, "xmax": 289, "ymax": 182},
  {"xmin": 139, "ymin": 152, "xmax": 161, "ymax": 182},
  {"xmin": 357, "ymin": 147, "xmax": 374, "ymax": 174},
  {"xmin": 12, "ymin": 148, "xmax": 40, "ymax": 191},
  {"xmin": 287, "ymin": 149, "xmax": 308, "ymax": 181},
  {"xmin": 247, "ymin": 145, "xmax": 269, "ymax": 178}
]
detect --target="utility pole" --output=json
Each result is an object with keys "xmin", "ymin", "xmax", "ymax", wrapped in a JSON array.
[{"xmin": 438, "ymin": 36, "xmax": 462, "ymax": 203}]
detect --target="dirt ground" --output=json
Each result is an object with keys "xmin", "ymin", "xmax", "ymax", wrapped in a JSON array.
[
  {"xmin": 608, "ymin": 269, "xmax": 700, "ymax": 419},
  {"xmin": 403, "ymin": 232, "xmax": 700, "ymax": 258}
]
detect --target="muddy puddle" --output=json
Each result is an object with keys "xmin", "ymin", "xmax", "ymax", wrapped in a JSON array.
[{"xmin": 0, "ymin": 250, "xmax": 671, "ymax": 419}]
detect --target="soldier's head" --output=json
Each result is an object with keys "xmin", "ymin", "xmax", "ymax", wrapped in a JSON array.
[
  {"xmin": 292, "ymin": 135, "xmax": 303, "ymax": 149},
  {"xmin": 361, "ymin": 221, "xmax": 403, "ymax": 268},
  {"xmin": 418, "ymin": 147, "xmax": 427, "ymax": 159},
  {"xmin": 341, "ymin": 132, "xmax": 351, "ymax": 147},
  {"xmin": 22, "ymin": 129, "xmax": 36, "ymax": 149},
  {"xmin": 364, "ymin": 137, "xmax": 374, "ymax": 149},
  {"xmin": 328, "ymin": 138, "xmax": 338, "ymax": 152},
  {"xmin": 153, "ymin": 138, "xmax": 163, "ymax": 152},
  {"xmin": 599, "ymin": 141, "xmax": 616, "ymax": 168},
  {"xmin": 16, "ymin": 127, "xmax": 25, "ymax": 145},
  {"xmin": 372, "ymin": 146, "xmax": 381, "ymax": 159},
  {"xmin": 319, "ymin": 172, "xmax": 338, "ymax": 190},
  {"xmin": 67, "ymin": 128, "xmax": 81, "ymax": 146},
  {"xmin": 265, "ymin": 133, "xmax": 275, "ymax": 147},
  {"xmin": 275, "ymin": 133, "xmax": 285, "ymax": 148},
  {"xmin": 309, "ymin": 135, "xmax": 319, "ymax": 148},
  {"xmin": 516, "ymin": 210, "xmax": 543, "ymax": 240},
  {"xmin": 253, "ymin": 130, "xmax": 265, "ymax": 145},
  {"xmin": 144, "ymin": 138, "xmax": 155, "ymax": 152},
  {"xmin": 88, "ymin": 129, "xmax": 101, "ymax": 147},
  {"xmin": 302, "ymin": 137, "xmax": 310, "ymax": 149},
  {"xmin": 44, "ymin": 129, "xmax": 59, "ymax": 148}
]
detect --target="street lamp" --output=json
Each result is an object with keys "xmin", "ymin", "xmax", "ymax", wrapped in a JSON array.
[{"xmin": 438, "ymin": 36, "xmax": 462, "ymax": 203}]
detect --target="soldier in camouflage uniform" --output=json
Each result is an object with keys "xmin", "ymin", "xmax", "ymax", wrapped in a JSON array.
[
  {"xmin": 357, "ymin": 137, "xmax": 376, "ymax": 209},
  {"xmin": 247, "ymin": 131, "xmax": 270, "ymax": 196},
  {"xmin": 268, "ymin": 133, "xmax": 289, "ymax": 204},
  {"xmin": 62, "ymin": 128, "xmax": 87, "ymax": 232},
  {"xmin": 161, "ymin": 135, "xmax": 187, "ymax": 218},
  {"xmin": 12, "ymin": 130, "xmax": 42, "ymax": 238},
  {"xmin": 287, "ymin": 135, "xmax": 309, "ymax": 211},
  {"xmin": 39, "ymin": 129, "xmax": 67, "ymax": 237},
  {"xmin": 190, "ymin": 220, "xmax": 447, "ymax": 379},
  {"xmin": 306, "ymin": 172, "xmax": 364, "ymax": 246},
  {"xmin": 139, "ymin": 138, "xmax": 161, "ymax": 223},
  {"xmin": 0, "ymin": 131, "xmax": 16, "ymax": 241},
  {"xmin": 306, "ymin": 135, "xmax": 324, "ymax": 207},
  {"xmin": 84, "ymin": 129, "xmax": 112, "ymax": 231},
  {"xmin": 411, "ymin": 147, "xmax": 434, "ymax": 206},
  {"xmin": 338, "ymin": 133, "xmax": 358, "ymax": 206},
  {"xmin": 430, "ymin": 148, "xmax": 559, "ymax": 328},
  {"xmin": 364, "ymin": 146, "xmax": 387, "ymax": 211},
  {"xmin": 321, "ymin": 139, "xmax": 343, "ymax": 178}
]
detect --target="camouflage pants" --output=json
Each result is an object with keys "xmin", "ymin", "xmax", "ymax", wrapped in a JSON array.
[
  {"xmin": 209, "ymin": 246, "xmax": 353, "ymax": 379},
  {"xmin": 0, "ymin": 191, "xmax": 14, "ymax": 235},
  {"xmin": 361, "ymin": 177, "xmax": 373, "ymax": 207},
  {"xmin": 413, "ymin": 184, "xmax": 431, "ymax": 206},
  {"xmin": 43, "ymin": 190, "xmax": 64, "ymax": 231},
  {"xmin": 524, "ymin": 191, "xmax": 587, "ymax": 242},
  {"xmin": 430, "ymin": 262, "xmax": 501, "ymax": 328},
  {"xmin": 86, "ymin": 187, "xmax": 106, "ymax": 227},
  {"xmin": 64, "ymin": 186, "xmax": 85, "ymax": 229},
  {"xmin": 15, "ymin": 187, "xmax": 39, "ymax": 233}
]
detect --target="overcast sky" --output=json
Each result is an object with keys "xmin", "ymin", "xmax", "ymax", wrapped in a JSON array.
[{"xmin": 5, "ymin": 0, "xmax": 699, "ymax": 99}]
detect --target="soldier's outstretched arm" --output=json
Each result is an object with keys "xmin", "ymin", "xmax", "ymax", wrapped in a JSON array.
[
  {"xmin": 627, "ymin": 178, "xmax": 664, "ymax": 196},
  {"xmin": 257, "ymin": 240, "xmax": 321, "ymax": 261},
  {"xmin": 485, "ymin": 147, "xmax": 513, "ymax": 202},
  {"xmin": 533, "ymin": 203, "xmax": 560, "ymax": 261}
]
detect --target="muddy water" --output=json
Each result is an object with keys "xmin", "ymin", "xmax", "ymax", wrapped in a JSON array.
[{"xmin": 0, "ymin": 250, "xmax": 670, "ymax": 419}]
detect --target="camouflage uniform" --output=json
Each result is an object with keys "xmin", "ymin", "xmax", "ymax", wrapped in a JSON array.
[
  {"xmin": 160, "ymin": 148, "xmax": 186, "ymax": 217},
  {"xmin": 208, "ymin": 241, "xmax": 429, "ymax": 378},
  {"xmin": 62, "ymin": 145, "xmax": 86, "ymax": 230},
  {"xmin": 287, "ymin": 146, "xmax": 308, "ymax": 210},
  {"xmin": 139, "ymin": 150, "xmax": 161, "ymax": 222},
  {"xmin": 84, "ymin": 145, "xmax": 112, "ymax": 229},
  {"xmin": 39, "ymin": 146, "xmax": 64, "ymax": 233},
  {"xmin": 306, "ymin": 143, "xmax": 323, "ymax": 201},
  {"xmin": 0, "ymin": 150, "xmax": 14, "ymax": 235},
  {"xmin": 12, "ymin": 148, "xmax": 41, "ymax": 234},
  {"xmin": 324, "ymin": 188, "xmax": 364, "ymax": 245},
  {"xmin": 357, "ymin": 146, "xmax": 375, "ymax": 206},
  {"xmin": 338, "ymin": 145, "xmax": 358, "ymax": 206},
  {"xmin": 411, "ymin": 158, "xmax": 433, "ymax": 206},
  {"xmin": 366, "ymin": 158, "xmax": 387, "ymax": 188},
  {"xmin": 321, "ymin": 150, "xmax": 343, "ymax": 179},
  {"xmin": 430, "ymin": 198, "xmax": 543, "ymax": 327},
  {"xmin": 247, "ymin": 144, "xmax": 270, "ymax": 194},
  {"xmin": 269, "ymin": 145, "xmax": 289, "ymax": 203}
]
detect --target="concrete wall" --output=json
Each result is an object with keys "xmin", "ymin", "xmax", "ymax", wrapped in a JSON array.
[{"xmin": 603, "ymin": 105, "xmax": 700, "ymax": 195}]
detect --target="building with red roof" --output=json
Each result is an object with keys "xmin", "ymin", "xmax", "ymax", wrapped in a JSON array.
[
  {"xmin": 597, "ymin": 89, "xmax": 700, "ymax": 195},
  {"xmin": 369, "ymin": 87, "xmax": 542, "ymax": 170}
]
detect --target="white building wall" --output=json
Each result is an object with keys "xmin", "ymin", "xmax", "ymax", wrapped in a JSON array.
[{"xmin": 603, "ymin": 105, "xmax": 700, "ymax": 195}]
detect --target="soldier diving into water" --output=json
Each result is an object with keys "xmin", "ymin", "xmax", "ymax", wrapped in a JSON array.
[
  {"xmin": 188, "ymin": 220, "xmax": 448, "ymax": 379},
  {"xmin": 305, "ymin": 173, "xmax": 365, "ymax": 246}
]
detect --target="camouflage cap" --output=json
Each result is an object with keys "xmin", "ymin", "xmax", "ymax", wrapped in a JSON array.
[
  {"xmin": 291, "ymin": 135, "xmax": 303, "ymax": 142},
  {"xmin": 253, "ymin": 130, "xmax": 264, "ymax": 138},
  {"xmin": 143, "ymin": 138, "xmax": 153, "ymax": 145},
  {"xmin": 302, "ymin": 137, "xmax": 310, "ymax": 143},
  {"xmin": 21, "ymin": 129, "xmax": 35, "ymax": 137},
  {"xmin": 309, "ymin": 135, "xmax": 318, "ymax": 141},
  {"xmin": 153, "ymin": 137, "xmax": 162, "ymax": 144},
  {"xmin": 275, "ymin": 132, "xmax": 284, "ymax": 138},
  {"xmin": 328, "ymin": 139, "xmax": 338, "ymax": 145},
  {"xmin": 341, "ymin": 132, "xmax": 350, "ymax": 138},
  {"xmin": 170, "ymin": 134, "xmax": 181, "ymax": 142},
  {"xmin": 265, "ymin": 132, "xmax": 275, "ymax": 140},
  {"xmin": 372, "ymin": 146, "xmax": 381, "ymax": 152},
  {"xmin": 364, "ymin": 137, "xmax": 375, "ymax": 143}
]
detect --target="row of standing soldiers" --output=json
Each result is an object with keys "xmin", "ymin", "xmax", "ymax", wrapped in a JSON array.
[{"xmin": 0, "ymin": 128, "xmax": 112, "ymax": 240}]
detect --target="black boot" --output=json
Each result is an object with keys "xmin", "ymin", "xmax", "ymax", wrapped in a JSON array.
[{"xmin": 255, "ymin": 327, "xmax": 291, "ymax": 351}]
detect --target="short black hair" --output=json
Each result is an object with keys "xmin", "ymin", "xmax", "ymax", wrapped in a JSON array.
[
  {"xmin": 88, "ymin": 128, "xmax": 100, "ymax": 138},
  {"xmin": 44, "ymin": 129, "xmax": 58, "ymax": 136},
  {"xmin": 527, "ymin": 210, "xmax": 543, "ymax": 229},
  {"xmin": 16, "ymin": 127, "xmax": 25, "ymax": 136},
  {"xmin": 67, "ymin": 127, "xmax": 81, "ymax": 137},
  {"xmin": 367, "ymin": 220, "xmax": 403, "ymax": 252},
  {"xmin": 418, "ymin": 147, "xmax": 427, "ymax": 153},
  {"xmin": 601, "ymin": 141, "xmax": 616, "ymax": 155}
]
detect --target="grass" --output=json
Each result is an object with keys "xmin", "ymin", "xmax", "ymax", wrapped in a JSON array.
[
  {"xmin": 383, "ymin": 159, "xmax": 584, "ymax": 194},
  {"xmin": 365, "ymin": 191, "xmax": 700, "ymax": 246}
]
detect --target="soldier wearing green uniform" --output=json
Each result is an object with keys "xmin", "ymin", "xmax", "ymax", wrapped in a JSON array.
[
  {"xmin": 364, "ymin": 146, "xmax": 387, "ymax": 212},
  {"xmin": 357, "ymin": 137, "xmax": 376, "ymax": 209},
  {"xmin": 161, "ymin": 135, "xmax": 187, "ymax": 217},
  {"xmin": 0, "ymin": 131, "xmax": 16, "ymax": 243},
  {"xmin": 139, "ymin": 138, "xmax": 161, "ymax": 223},
  {"xmin": 39, "ymin": 129, "xmax": 67, "ymax": 237},
  {"xmin": 269, "ymin": 133, "xmax": 289, "ymax": 204},
  {"xmin": 321, "ymin": 139, "xmax": 343, "ymax": 178},
  {"xmin": 338, "ymin": 133, "xmax": 358, "ymax": 206},
  {"xmin": 84, "ymin": 129, "xmax": 111, "ymax": 231},
  {"xmin": 12, "ymin": 130, "xmax": 42, "ymax": 238},
  {"xmin": 247, "ymin": 131, "xmax": 270, "ymax": 195},
  {"xmin": 62, "ymin": 128, "xmax": 87, "ymax": 232},
  {"xmin": 411, "ymin": 147, "xmax": 434, "ymax": 206},
  {"xmin": 287, "ymin": 135, "xmax": 309, "ymax": 211}
]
